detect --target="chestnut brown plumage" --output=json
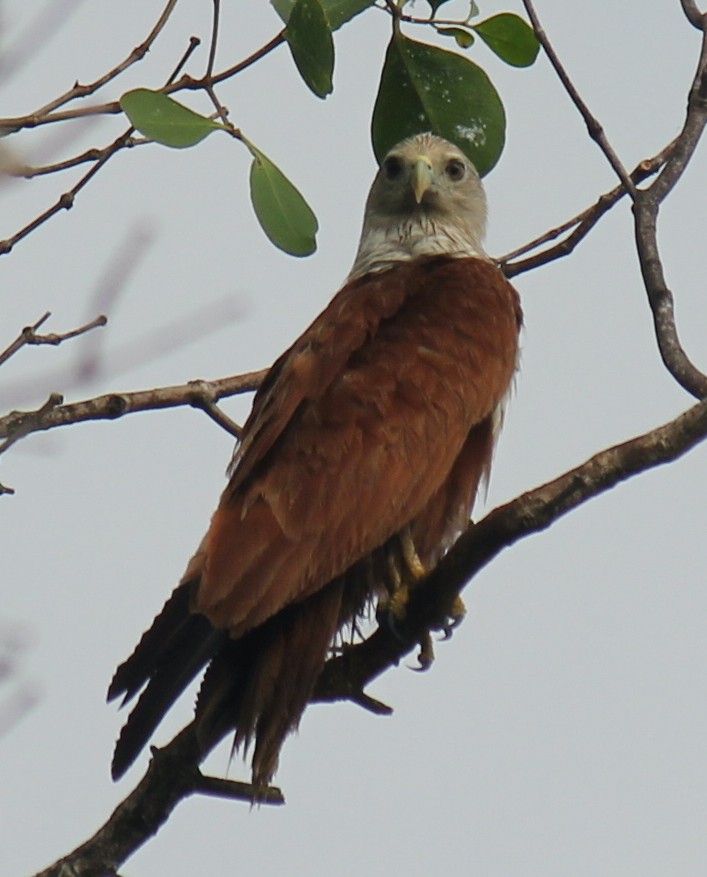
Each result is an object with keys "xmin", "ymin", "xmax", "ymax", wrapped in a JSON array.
[{"xmin": 108, "ymin": 133, "xmax": 522, "ymax": 792}]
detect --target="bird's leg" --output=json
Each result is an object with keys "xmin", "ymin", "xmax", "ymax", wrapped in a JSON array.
[
  {"xmin": 383, "ymin": 526, "xmax": 427, "ymax": 622},
  {"xmin": 400, "ymin": 526, "xmax": 427, "ymax": 581},
  {"xmin": 377, "ymin": 527, "xmax": 439, "ymax": 670},
  {"xmin": 379, "ymin": 528, "xmax": 468, "ymax": 670}
]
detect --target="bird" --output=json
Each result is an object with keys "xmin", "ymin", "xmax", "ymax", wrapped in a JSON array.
[{"xmin": 108, "ymin": 132, "xmax": 522, "ymax": 794}]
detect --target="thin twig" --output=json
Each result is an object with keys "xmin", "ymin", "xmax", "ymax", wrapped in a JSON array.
[
  {"xmin": 0, "ymin": 31, "xmax": 286, "ymax": 135},
  {"xmin": 499, "ymin": 143, "xmax": 673, "ymax": 276},
  {"xmin": 187, "ymin": 381, "xmax": 244, "ymax": 439},
  {"xmin": 0, "ymin": 312, "xmax": 51, "ymax": 366},
  {"xmin": 32, "ymin": 726, "xmax": 280, "ymax": 877},
  {"xmin": 0, "ymin": 313, "xmax": 106, "ymax": 368},
  {"xmin": 15, "ymin": 0, "xmax": 179, "ymax": 123},
  {"xmin": 521, "ymin": 0, "xmax": 637, "ymax": 196},
  {"xmin": 206, "ymin": 0, "xmax": 220, "ymax": 79},
  {"xmin": 194, "ymin": 773, "xmax": 284, "ymax": 805},
  {"xmin": 166, "ymin": 35, "xmax": 202, "ymax": 87},
  {"xmin": 0, "ymin": 128, "xmax": 135, "ymax": 256}
]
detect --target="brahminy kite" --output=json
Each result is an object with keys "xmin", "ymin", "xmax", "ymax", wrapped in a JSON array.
[{"xmin": 109, "ymin": 133, "xmax": 522, "ymax": 793}]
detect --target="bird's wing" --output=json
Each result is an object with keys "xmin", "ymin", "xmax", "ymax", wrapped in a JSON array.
[{"xmin": 226, "ymin": 270, "xmax": 408, "ymax": 492}]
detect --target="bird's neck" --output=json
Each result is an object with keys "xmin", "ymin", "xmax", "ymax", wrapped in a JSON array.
[{"xmin": 347, "ymin": 212, "xmax": 488, "ymax": 281}]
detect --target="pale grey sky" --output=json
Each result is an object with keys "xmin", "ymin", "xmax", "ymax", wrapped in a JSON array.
[{"xmin": 2, "ymin": 2, "xmax": 707, "ymax": 875}]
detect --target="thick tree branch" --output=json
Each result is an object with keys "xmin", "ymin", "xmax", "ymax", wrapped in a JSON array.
[
  {"xmin": 631, "ymin": 8, "xmax": 707, "ymax": 398},
  {"xmin": 32, "ymin": 394, "xmax": 707, "ymax": 877},
  {"xmin": 681, "ymin": 0, "xmax": 706, "ymax": 29},
  {"xmin": 33, "ymin": 725, "xmax": 283, "ymax": 877},
  {"xmin": 315, "ymin": 395, "xmax": 707, "ymax": 701}
]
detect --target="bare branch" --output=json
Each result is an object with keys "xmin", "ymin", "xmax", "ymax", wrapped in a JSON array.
[
  {"xmin": 166, "ymin": 36, "xmax": 203, "ymax": 87},
  {"xmin": 0, "ymin": 312, "xmax": 51, "ymax": 367},
  {"xmin": 521, "ymin": 0, "xmax": 637, "ymax": 196},
  {"xmin": 500, "ymin": 144, "xmax": 673, "ymax": 277},
  {"xmin": 632, "ymin": 15, "xmax": 707, "ymax": 398},
  {"xmin": 188, "ymin": 382, "xmax": 244, "ymax": 439},
  {"xmin": 30, "ymin": 392, "xmax": 707, "ymax": 876},
  {"xmin": 0, "ymin": 372, "xmax": 266, "ymax": 455},
  {"xmin": 0, "ymin": 128, "xmax": 136, "ymax": 256},
  {"xmin": 32, "ymin": 726, "xmax": 281, "ymax": 877},
  {"xmin": 315, "ymin": 395, "xmax": 707, "ymax": 703},
  {"xmin": 0, "ymin": 30, "xmax": 285, "ymax": 136},
  {"xmin": 7, "ymin": 0, "xmax": 179, "ymax": 123},
  {"xmin": 14, "ymin": 311, "xmax": 108, "ymax": 363},
  {"xmin": 681, "ymin": 0, "xmax": 706, "ymax": 29},
  {"xmin": 194, "ymin": 773, "xmax": 284, "ymax": 805},
  {"xmin": 0, "ymin": 393, "xmax": 64, "ymax": 455}
]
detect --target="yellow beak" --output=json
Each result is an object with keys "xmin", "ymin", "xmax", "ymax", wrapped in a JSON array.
[{"xmin": 410, "ymin": 157, "xmax": 434, "ymax": 204}]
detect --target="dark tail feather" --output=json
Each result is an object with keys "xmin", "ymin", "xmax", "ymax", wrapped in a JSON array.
[
  {"xmin": 108, "ymin": 580, "xmax": 198, "ymax": 705},
  {"xmin": 195, "ymin": 580, "xmax": 345, "ymax": 792},
  {"xmin": 109, "ymin": 579, "xmax": 227, "ymax": 780}
]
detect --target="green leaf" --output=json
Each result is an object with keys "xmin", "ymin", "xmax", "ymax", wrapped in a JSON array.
[
  {"xmin": 472, "ymin": 13, "xmax": 540, "ymax": 67},
  {"xmin": 371, "ymin": 34, "xmax": 506, "ymax": 176},
  {"xmin": 436, "ymin": 26, "xmax": 475, "ymax": 49},
  {"xmin": 425, "ymin": 0, "xmax": 453, "ymax": 15},
  {"xmin": 286, "ymin": 0, "xmax": 334, "ymax": 98},
  {"xmin": 245, "ymin": 142, "xmax": 318, "ymax": 256},
  {"xmin": 120, "ymin": 89, "xmax": 223, "ymax": 148},
  {"xmin": 272, "ymin": 0, "xmax": 373, "ymax": 29}
]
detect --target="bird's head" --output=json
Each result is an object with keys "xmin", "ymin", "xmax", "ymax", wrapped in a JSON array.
[{"xmin": 349, "ymin": 133, "xmax": 489, "ymax": 279}]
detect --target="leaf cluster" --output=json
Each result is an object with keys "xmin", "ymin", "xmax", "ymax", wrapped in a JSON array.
[{"xmin": 118, "ymin": 0, "xmax": 538, "ymax": 255}]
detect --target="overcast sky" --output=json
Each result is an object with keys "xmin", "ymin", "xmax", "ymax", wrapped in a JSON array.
[{"xmin": 2, "ymin": 1, "xmax": 707, "ymax": 875}]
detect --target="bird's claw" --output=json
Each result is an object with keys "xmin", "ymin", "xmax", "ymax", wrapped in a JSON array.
[
  {"xmin": 440, "ymin": 595, "xmax": 466, "ymax": 640},
  {"xmin": 412, "ymin": 633, "xmax": 435, "ymax": 671}
]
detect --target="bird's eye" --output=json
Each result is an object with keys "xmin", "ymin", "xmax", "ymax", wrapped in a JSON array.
[
  {"xmin": 383, "ymin": 156, "xmax": 403, "ymax": 180},
  {"xmin": 445, "ymin": 159, "xmax": 466, "ymax": 181}
]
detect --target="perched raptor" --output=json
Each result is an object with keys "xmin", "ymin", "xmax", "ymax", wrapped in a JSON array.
[{"xmin": 109, "ymin": 133, "xmax": 522, "ymax": 792}]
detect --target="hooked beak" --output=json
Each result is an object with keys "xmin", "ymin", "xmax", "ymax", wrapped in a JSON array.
[{"xmin": 410, "ymin": 157, "xmax": 434, "ymax": 204}]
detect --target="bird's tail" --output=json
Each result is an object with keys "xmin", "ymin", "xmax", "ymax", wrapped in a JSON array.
[
  {"xmin": 109, "ymin": 576, "xmax": 346, "ymax": 794},
  {"xmin": 194, "ymin": 578, "xmax": 345, "ymax": 792},
  {"xmin": 108, "ymin": 579, "xmax": 226, "ymax": 780}
]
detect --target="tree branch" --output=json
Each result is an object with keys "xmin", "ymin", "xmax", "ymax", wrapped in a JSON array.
[
  {"xmin": 31, "ymin": 393, "xmax": 707, "ymax": 877},
  {"xmin": 315, "ymin": 395, "xmax": 707, "ymax": 702},
  {"xmin": 0, "ymin": 370, "xmax": 266, "ymax": 456},
  {"xmin": 0, "ymin": 313, "xmax": 107, "ymax": 367},
  {"xmin": 0, "ymin": 30, "xmax": 285, "ymax": 135},
  {"xmin": 33, "ymin": 725, "xmax": 282, "ymax": 877},
  {"xmin": 632, "ymin": 11, "xmax": 707, "ymax": 398},
  {"xmin": 521, "ymin": 0, "xmax": 637, "ymax": 195},
  {"xmin": 500, "ymin": 143, "xmax": 673, "ymax": 277}
]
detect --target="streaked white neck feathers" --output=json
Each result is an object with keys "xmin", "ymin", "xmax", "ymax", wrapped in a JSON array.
[{"xmin": 348, "ymin": 211, "xmax": 488, "ymax": 280}]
